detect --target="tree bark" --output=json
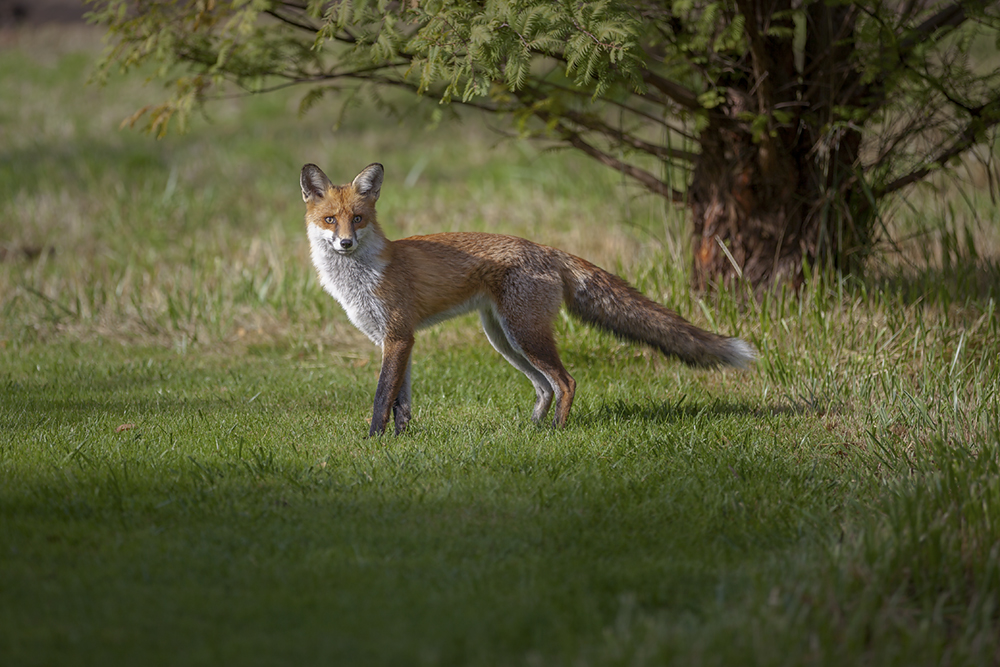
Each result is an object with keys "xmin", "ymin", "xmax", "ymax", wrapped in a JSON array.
[
  {"xmin": 689, "ymin": 0, "xmax": 868, "ymax": 290},
  {"xmin": 690, "ymin": 109, "xmax": 805, "ymax": 290}
]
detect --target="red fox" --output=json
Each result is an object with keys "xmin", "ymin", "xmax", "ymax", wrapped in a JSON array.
[{"xmin": 302, "ymin": 162, "xmax": 756, "ymax": 436}]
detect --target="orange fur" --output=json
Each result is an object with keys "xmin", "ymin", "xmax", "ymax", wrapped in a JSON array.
[{"xmin": 302, "ymin": 163, "xmax": 755, "ymax": 436}]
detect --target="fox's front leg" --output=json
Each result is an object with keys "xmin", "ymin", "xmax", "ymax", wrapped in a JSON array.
[
  {"xmin": 369, "ymin": 336, "xmax": 415, "ymax": 437},
  {"xmin": 392, "ymin": 358, "xmax": 413, "ymax": 435}
]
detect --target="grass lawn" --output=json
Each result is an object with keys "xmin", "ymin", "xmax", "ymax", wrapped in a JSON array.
[{"xmin": 2, "ymin": 25, "xmax": 1000, "ymax": 666}]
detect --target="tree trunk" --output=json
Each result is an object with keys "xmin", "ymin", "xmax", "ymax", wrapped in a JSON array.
[
  {"xmin": 689, "ymin": 1, "xmax": 870, "ymax": 291},
  {"xmin": 689, "ymin": 104, "xmax": 808, "ymax": 290},
  {"xmin": 688, "ymin": 111, "xmax": 866, "ymax": 291}
]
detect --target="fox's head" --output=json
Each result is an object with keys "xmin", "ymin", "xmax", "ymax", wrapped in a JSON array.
[{"xmin": 301, "ymin": 163, "xmax": 383, "ymax": 255}]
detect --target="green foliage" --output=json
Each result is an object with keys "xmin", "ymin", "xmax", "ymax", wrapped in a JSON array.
[
  {"xmin": 83, "ymin": 0, "xmax": 1000, "ymax": 287},
  {"xmin": 85, "ymin": 0, "xmax": 1000, "ymax": 172},
  {"xmin": 86, "ymin": 0, "xmax": 646, "ymax": 122}
]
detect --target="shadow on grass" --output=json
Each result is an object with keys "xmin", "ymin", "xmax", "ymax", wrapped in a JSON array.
[
  {"xmin": 2, "ymin": 352, "xmax": 846, "ymax": 664},
  {"xmin": 0, "ymin": 362, "xmax": 308, "ymax": 436},
  {"xmin": 574, "ymin": 395, "xmax": 837, "ymax": 429},
  {"xmin": 0, "ymin": 465, "xmax": 747, "ymax": 666},
  {"xmin": 865, "ymin": 255, "xmax": 1000, "ymax": 308}
]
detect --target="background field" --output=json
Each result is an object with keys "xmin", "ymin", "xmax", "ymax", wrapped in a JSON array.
[{"xmin": 2, "ymin": 25, "xmax": 999, "ymax": 666}]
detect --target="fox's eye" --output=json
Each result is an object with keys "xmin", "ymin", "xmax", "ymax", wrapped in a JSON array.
[
  {"xmin": 324, "ymin": 216, "xmax": 335, "ymax": 224},
  {"xmin": 352, "ymin": 215, "xmax": 362, "ymax": 224}
]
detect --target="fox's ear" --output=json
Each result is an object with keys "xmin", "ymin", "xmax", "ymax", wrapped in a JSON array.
[
  {"xmin": 301, "ymin": 164, "xmax": 332, "ymax": 202},
  {"xmin": 352, "ymin": 163, "xmax": 384, "ymax": 201}
]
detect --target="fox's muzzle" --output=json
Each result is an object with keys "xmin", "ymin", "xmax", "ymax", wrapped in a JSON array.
[{"xmin": 334, "ymin": 236, "xmax": 356, "ymax": 254}]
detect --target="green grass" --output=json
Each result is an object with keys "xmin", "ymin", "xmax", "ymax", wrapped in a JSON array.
[{"xmin": 2, "ymin": 26, "xmax": 1000, "ymax": 666}]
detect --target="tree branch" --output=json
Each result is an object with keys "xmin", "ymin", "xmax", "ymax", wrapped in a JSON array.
[
  {"xmin": 562, "ymin": 128, "xmax": 686, "ymax": 203},
  {"xmin": 734, "ymin": 0, "xmax": 771, "ymax": 113},
  {"xmin": 264, "ymin": 8, "xmax": 318, "ymax": 34},
  {"xmin": 640, "ymin": 70, "xmax": 700, "ymax": 110},
  {"xmin": 876, "ymin": 98, "xmax": 1000, "ymax": 196},
  {"xmin": 532, "ymin": 77, "xmax": 697, "ymax": 141},
  {"xmin": 898, "ymin": 1, "xmax": 968, "ymax": 55},
  {"xmin": 858, "ymin": 1, "xmax": 972, "ymax": 108},
  {"xmin": 559, "ymin": 108, "xmax": 699, "ymax": 163}
]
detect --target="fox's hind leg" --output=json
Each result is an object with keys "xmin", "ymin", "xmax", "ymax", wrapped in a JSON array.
[
  {"xmin": 486, "ymin": 301, "xmax": 576, "ymax": 428},
  {"xmin": 480, "ymin": 307, "xmax": 554, "ymax": 423},
  {"xmin": 501, "ymin": 319, "xmax": 576, "ymax": 427}
]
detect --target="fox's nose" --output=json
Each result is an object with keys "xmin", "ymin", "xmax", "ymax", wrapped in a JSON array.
[{"xmin": 340, "ymin": 238, "xmax": 354, "ymax": 249}]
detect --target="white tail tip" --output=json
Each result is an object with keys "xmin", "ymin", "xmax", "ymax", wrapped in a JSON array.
[{"xmin": 723, "ymin": 338, "xmax": 757, "ymax": 369}]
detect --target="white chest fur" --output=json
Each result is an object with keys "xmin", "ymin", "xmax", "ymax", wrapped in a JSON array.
[{"xmin": 307, "ymin": 225, "xmax": 389, "ymax": 345}]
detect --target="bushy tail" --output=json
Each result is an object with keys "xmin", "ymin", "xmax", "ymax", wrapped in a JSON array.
[{"xmin": 559, "ymin": 253, "xmax": 756, "ymax": 369}]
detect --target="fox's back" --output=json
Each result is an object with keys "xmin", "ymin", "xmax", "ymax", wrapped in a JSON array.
[{"xmin": 385, "ymin": 232, "xmax": 566, "ymax": 329}]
